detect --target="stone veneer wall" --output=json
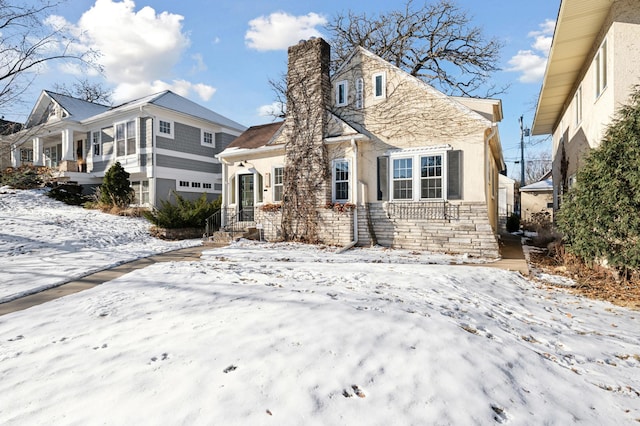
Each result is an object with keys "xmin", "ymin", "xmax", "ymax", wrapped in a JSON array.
[
  {"xmin": 255, "ymin": 208, "xmax": 353, "ymax": 247},
  {"xmin": 357, "ymin": 202, "xmax": 499, "ymax": 258}
]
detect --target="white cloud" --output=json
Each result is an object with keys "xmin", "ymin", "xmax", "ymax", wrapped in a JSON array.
[
  {"xmin": 245, "ymin": 12, "xmax": 327, "ymax": 51},
  {"xmin": 190, "ymin": 53, "xmax": 207, "ymax": 74},
  {"xmin": 257, "ymin": 101, "xmax": 285, "ymax": 117},
  {"xmin": 507, "ymin": 19, "xmax": 555, "ymax": 83},
  {"xmin": 48, "ymin": 0, "xmax": 216, "ymax": 103}
]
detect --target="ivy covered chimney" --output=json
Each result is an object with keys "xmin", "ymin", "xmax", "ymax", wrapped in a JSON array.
[{"xmin": 281, "ymin": 37, "xmax": 332, "ymax": 242}]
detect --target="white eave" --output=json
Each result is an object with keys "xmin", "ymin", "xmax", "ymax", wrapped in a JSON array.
[{"xmin": 532, "ymin": 0, "xmax": 614, "ymax": 135}]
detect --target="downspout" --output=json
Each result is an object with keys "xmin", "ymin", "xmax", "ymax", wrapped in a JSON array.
[
  {"xmin": 337, "ymin": 138, "xmax": 359, "ymax": 253},
  {"xmin": 140, "ymin": 105, "xmax": 156, "ymax": 208},
  {"xmin": 485, "ymin": 124, "xmax": 498, "ymax": 235}
]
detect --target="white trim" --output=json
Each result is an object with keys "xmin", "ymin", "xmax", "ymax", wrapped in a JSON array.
[
  {"xmin": 388, "ymin": 147, "xmax": 449, "ymax": 202},
  {"xmin": 155, "ymin": 147, "xmax": 219, "ymax": 163},
  {"xmin": 336, "ymin": 80, "xmax": 349, "ymax": 107},
  {"xmin": 373, "ymin": 72, "xmax": 386, "ymax": 99},
  {"xmin": 331, "ymin": 158, "xmax": 351, "ymax": 203},
  {"xmin": 201, "ymin": 128, "xmax": 215, "ymax": 147},
  {"xmin": 272, "ymin": 165, "xmax": 284, "ymax": 203},
  {"xmin": 157, "ymin": 118, "xmax": 175, "ymax": 139}
]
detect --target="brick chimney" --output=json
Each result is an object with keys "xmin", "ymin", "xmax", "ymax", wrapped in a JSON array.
[{"xmin": 281, "ymin": 37, "xmax": 332, "ymax": 241}]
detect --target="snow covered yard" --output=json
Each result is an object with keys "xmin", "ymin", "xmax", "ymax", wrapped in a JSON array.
[
  {"xmin": 0, "ymin": 188, "xmax": 199, "ymax": 302},
  {"xmin": 0, "ymin": 239, "xmax": 639, "ymax": 424}
]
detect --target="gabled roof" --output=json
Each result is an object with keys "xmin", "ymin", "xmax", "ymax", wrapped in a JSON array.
[
  {"xmin": 26, "ymin": 90, "xmax": 110, "ymax": 127},
  {"xmin": 532, "ymin": 0, "xmax": 614, "ymax": 135},
  {"xmin": 225, "ymin": 121, "xmax": 284, "ymax": 150}
]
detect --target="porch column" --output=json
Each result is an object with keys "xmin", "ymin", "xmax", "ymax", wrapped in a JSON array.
[
  {"xmin": 32, "ymin": 137, "xmax": 43, "ymax": 166},
  {"xmin": 10, "ymin": 144, "xmax": 20, "ymax": 167},
  {"xmin": 61, "ymin": 128, "xmax": 74, "ymax": 161}
]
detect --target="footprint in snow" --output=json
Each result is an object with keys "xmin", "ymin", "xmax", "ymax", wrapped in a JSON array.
[
  {"xmin": 150, "ymin": 353, "xmax": 169, "ymax": 362},
  {"xmin": 223, "ymin": 365, "xmax": 237, "ymax": 373},
  {"xmin": 8, "ymin": 335, "xmax": 24, "ymax": 342},
  {"xmin": 491, "ymin": 404, "xmax": 508, "ymax": 423},
  {"xmin": 343, "ymin": 385, "xmax": 366, "ymax": 398}
]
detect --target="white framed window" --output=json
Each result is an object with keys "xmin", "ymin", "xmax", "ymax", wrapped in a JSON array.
[
  {"xmin": 273, "ymin": 166, "xmax": 284, "ymax": 202},
  {"xmin": 202, "ymin": 130, "xmax": 215, "ymax": 147},
  {"xmin": 355, "ymin": 78, "xmax": 364, "ymax": 109},
  {"xmin": 158, "ymin": 119, "xmax": 174, "ymax": 139},
  {"xmin": 115, "ymin": 120, "xmax": 136, "ymax": 157},
  {"xmin": 595, "ymin": 39, "xmax": 607, "ymax": 98},
  {"xmin": 574, "ymin": 86, "xmax": 583, "ymax": 126},
  {"xmin": 392, "ymin": 158, "xmax": 413, "ymax": 200},
  {"xmin": 92, "ymin": 131, "xmax": 101, "ymax": 156},
  {"xmin": 20, "ymin": 148, "xmax": 34, "ymax": 163},
  {"xmin": 131, "ymin": 180, "xmax": 149, "ymax": 205},
  {"xmin": 332, "ymin": 159, "xmax": 350, "ymax": 202},
  {"xmin": 373, "ymin": 72, "xmax": 386, "ymax": 99},
  {"xmin": 420, "ymin": 155, "xmax": 443, "ymax": 199},
  {"xmin": 336, "ymin": 80, "xmax": 348, "ymax": 106}
]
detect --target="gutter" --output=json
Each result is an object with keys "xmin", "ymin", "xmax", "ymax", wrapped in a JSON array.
[{"xmin": 337, "ymin": 138, "xmax": 359, "ymax": 254}]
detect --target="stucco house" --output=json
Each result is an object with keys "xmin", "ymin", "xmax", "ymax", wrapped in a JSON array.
[
  {"xmin": 519, "ymin": 171, "xmax": 553, "ymax": 223},
  {"xmin": 5, "ymin": 90, "xmax": 245, "ymax": 206},
  {"xmin": 216, "ymin": 38, "xmax": 505, "ymax": 257},
  {"xmin": 532, "ymin": 0, "xmax": 640, "ymax": 212}
]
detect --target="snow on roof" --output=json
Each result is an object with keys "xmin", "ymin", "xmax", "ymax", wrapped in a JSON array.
[{"xmin": 520, "ymin": 178, "xmax": 553, "ymax": 192}]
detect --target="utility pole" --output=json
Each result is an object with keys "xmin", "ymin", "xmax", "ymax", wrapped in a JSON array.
[{"xmin": 519, "ymin": 115, "xmax": 525, "ymax": 186}]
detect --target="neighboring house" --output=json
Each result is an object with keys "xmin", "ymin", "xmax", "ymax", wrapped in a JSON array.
[
  {"xmin": 6, "ymin": 90, "xmax": 245, "ymax": 206},
  {"xmin": 217, "ymin": 38, "xmax": 505, "ymax": 257},
  {"xmin": 519, "ymin": 171, "xmax": 553, "ymax": 223},
  {"xmin": 0, "ymin": 119, "xmax": 23, "ymax": 169},
  {"xmin": 532, "ymin": 0, "xmax": 640, "ymax": 212},
  {"xmin": 498, "ymin": 173, "xmax": 516, "ymax": 227}
]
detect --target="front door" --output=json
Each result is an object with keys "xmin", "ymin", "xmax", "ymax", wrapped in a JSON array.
[{"xmin": 239, "ymin": 174, "xmax": 254, "ymax": 221}]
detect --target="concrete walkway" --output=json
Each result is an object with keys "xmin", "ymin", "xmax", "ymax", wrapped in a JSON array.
[
  {"xmin": 0, "ymin": 245, "xmax": 209, "ymax": 316},
  {"xmin": 476, "ymin": 233, "xmax": 529, "ymax": 275},
  {"xmin": 0, "ymin": 236, "xmax": 529, "ymax": 316}
]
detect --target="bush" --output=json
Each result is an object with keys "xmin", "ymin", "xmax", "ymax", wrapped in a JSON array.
[
  {"xmin": 144, "ymin": 192, "xmax": 221, "ymax": 229},
  {"xmin": 47, "ymin": 183, "xmax": 91, "ymax": 206},
  {"xmin": 506, "ymin": 213, "xmax": 520, "ymax": 233},
  {"xmin": 0, "ymin": 165, "xmax": 51, "ymax": 189},
  {"xmin": 557, "ymin": 85, "xmax": 640, "ymax": 273},
  {"xmin": 99, "ymin": 162, "xmax": 133, "ymax": 207}
]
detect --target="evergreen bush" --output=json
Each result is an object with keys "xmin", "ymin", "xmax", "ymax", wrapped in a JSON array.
[
  {"xmin": 144, "ymin": 192, "xmax": 221, "ymax": 229},
  {"xmin": 557, "ymin": 86, "xmax": 640, "ymax": 273},
  {"xmin": 99, "ymin": 162, "xmax": 134, "ymax": 207}
]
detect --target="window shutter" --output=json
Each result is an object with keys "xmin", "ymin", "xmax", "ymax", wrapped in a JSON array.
[
  {"xmin": 230, "ymin": 175, "xmax": 236, "ymax": 204},
  {"xmin": 377, "ymin": 156, "xmax": 389, "ymax": 201},
  {"xmin": 447, "ymin": 150, "xmax": 463, "ymax": 200}
]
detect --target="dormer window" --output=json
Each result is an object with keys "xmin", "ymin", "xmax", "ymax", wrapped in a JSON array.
[
  {"xmin": 373, "ymin": 72, "xmax": 386, "ymax": 99},
  {"xmin": 336, "ymin": 80, "xmax": 348, "ymax": 106}
]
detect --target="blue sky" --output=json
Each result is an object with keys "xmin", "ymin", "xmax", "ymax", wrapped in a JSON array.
[{"xmin": 10, "ymin": 0, "xmax": 559, "ymax": 180}]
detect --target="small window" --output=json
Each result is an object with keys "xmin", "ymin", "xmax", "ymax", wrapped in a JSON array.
[
  {"xmin": 92, "ymin": 131, "xmax": 100, "ymax": 156},
  {"xmin": 373, "ymin": 72, "xmax": 386, "ymax": 99},
  {"xmin": 333, "ymin": 160, "xmax": 349, "ymax": 202},
  {"xmin": 203, "ymin": 183, "xmax": 212, "ymax": 189},
  {"xmin": 393, "ymin": 158, "xmax": 413, "ymax": 200},
  {"xmin": 336, "ymin": 81, "xmax": 348, "ymax": 106},
  {"xmin": 595, "ymin": 40, "xmax": 607, "ymax": 98},
  {"xmin": 355, "ymin": 78, "xmax": 364, "ymax": 109},
  {"xmin": 273, "ymin": 167, "xmax": 284, "ymax": 202},
  {"xmin": 179, "ymin": 180, "xmax": 189, "ymax": 187},
  {"xmin": 202, "ymin": 130, "xmax": 214, "ymax": 146},
  {"xmin": 574, "ymin": 86, "xmax": 582, "ymax": 126},
  {"xmin": 159, "ymin": 120, "xmax": 171, "ymax": 135},
  {"xmin": 191, "ymin": 182, "xmax": 201, "ymax": 188}
]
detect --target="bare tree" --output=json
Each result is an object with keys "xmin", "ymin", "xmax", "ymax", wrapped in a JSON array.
[
  {"xmin": 524, "ymin": 150, "xmax": 551, "ymax": 185},
  {"xmin": 53, "ymin": 78, "xmax": 112, "ymax": 105},
  {"xmin": 326, "ymin": 0, "xmax": 505, "ymax": 97},
  {"xmin": 0, "ymin": 0, "xmax": 100, "ymax": 113}
]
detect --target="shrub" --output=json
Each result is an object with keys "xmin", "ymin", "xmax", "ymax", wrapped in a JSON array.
[
  {"xmin": 506, "ymin": 213, "xmax": 520, "ymax": 233},
  {"xmin": 557, "ymin": 85, "xmax": 640, "ymax": 273},
  {"xmin": 47, "ymin": 183, "xmax": 90, "ymax": 206},
  {"xmin": 99, "ymin": 162, "xmax": 134, "ymax": 207},
  {"xmin": 144, "ymin": 192, "xmax": 221, "ymax": 229},
  {"xmin": 0, "ymin": 165, "xmax": 51, "ymax": 189}
]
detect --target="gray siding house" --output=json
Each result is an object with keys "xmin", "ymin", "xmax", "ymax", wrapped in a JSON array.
[{"xmin": 6, "ymin": 90, "xmax": 246, "ymax": 206}]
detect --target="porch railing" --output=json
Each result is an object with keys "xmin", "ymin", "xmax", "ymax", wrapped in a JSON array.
[
  {"xmin": 385, "ymin": 201, "xmax": 459, "ymax": 220},
  {"xmin": 203, "ymin": 207, "xmax": 257, "ymax": 238}
]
